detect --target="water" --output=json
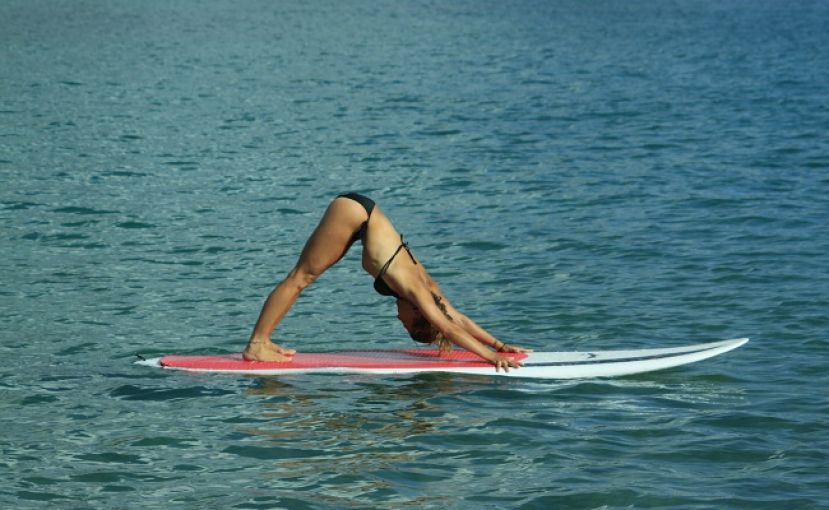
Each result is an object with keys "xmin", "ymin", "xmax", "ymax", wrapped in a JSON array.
[{"xmin": 2, "ymin": 0, "xmax": 828, "ymax": 508}]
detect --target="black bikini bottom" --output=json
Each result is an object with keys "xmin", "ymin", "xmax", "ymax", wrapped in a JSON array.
[{"xmin": 337, "ymin": 192, "xmax": 375, "ymax": 247}]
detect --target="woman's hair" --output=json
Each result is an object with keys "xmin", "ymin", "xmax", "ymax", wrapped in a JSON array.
[{"xmin": 408, "ymin": 293, "xmax": 453, "ymax": 352}]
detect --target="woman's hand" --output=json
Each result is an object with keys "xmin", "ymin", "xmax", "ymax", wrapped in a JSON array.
[
  {"xmin": 496, "ymin": 342, "xmax": 533, "ymax": 354},
  {"xmin": 490, "ymin": 354, "xmax": 523, "ymax": 373}
]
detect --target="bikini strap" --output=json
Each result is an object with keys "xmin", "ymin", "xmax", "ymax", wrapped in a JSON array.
[
  {"xmin": 377, "ymin": 235, "xmax": 417, "ymax": 279},
  {"xmin": 401, "ymin": 235, "xmax": 417, "ymax": 265}
]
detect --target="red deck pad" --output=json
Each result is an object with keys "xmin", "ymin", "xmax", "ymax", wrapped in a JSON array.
[{"xmin": 160, "ymin": 349, "xmax": 527, "ymax": 371}]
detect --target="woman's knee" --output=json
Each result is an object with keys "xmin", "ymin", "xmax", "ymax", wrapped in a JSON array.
[{"xmin": 286, "ymin": 267, "xmax": 319, "ymax": 291}]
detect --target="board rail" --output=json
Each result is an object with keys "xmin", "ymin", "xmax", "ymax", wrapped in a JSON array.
[{"xmin": 137, "ymin": 338, "xmax": 749, "ymax": 379}]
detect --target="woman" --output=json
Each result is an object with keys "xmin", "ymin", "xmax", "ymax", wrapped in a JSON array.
[{"xmin": 244, "ymin": 193, "xmax": 531, "ymax": 372}]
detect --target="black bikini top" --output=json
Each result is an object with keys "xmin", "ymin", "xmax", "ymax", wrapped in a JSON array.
[{"xmin": 374, "ymin": 235, "xmax": 416, "ymax": 299}]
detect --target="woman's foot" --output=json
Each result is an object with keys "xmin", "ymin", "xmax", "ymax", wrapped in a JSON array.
[{"xmin": 243, "ymin": 339, "xmax": 296, "ymax": 362}]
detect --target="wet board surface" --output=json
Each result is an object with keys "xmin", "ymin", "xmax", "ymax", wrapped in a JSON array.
[{"xmin": 138, "ymin": 338, "xmax": 749, "ymax": 379}]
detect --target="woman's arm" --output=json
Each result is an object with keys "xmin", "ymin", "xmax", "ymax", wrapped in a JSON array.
[
  {"xmin": 424, "ymin": 277, "xmax": 532, "ymax": 354},
  {"xmin": 405, "ymin": 286, "xmax": 523, "ymax": 372},
  {"xmin": 454, "ymin": 310, "xmax": 531, "ymax": 354}
]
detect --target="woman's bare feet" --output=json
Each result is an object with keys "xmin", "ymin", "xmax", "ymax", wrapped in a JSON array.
[{"xmin": 242, "ymin": 339, "xmax": 297, "ymax": 362}]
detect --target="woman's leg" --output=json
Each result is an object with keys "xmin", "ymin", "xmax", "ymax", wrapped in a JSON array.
[{"xmin": 244, "ymin": 197, "xmax": 368, "ymax": 361}]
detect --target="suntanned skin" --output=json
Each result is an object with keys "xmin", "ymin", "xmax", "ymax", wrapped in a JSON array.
[{"xmin": 244, "ymin": 196, "xmax": 532, "ymax": 372}]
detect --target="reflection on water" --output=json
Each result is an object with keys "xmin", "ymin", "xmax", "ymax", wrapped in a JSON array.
[
  {"xmin": 232, "ymin": 375, "xmax": 483, "ymax": 508},
  {"xmin": 203, "ymin": 371, "xmax": 752, "ymax": 508},
  {"xmin": 241, "ymin": 374, "xmax": 464, "ymax": 442}
]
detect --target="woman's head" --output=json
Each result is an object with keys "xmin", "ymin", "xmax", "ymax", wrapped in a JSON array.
[{"xmin": 396, "ymin": 294, "xmax": 453, "ymax": 352}]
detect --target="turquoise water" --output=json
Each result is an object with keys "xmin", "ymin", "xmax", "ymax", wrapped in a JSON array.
[{"xmin": 2, "ymin": 0, "xmax": 828, "ymax": 508}]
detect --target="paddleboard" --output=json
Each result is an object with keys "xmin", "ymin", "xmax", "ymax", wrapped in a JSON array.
[{"xmin": 138, "ymin": 338, "xmax": 748, "ymax": 379}]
